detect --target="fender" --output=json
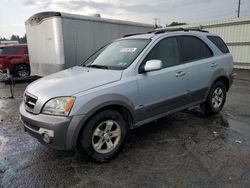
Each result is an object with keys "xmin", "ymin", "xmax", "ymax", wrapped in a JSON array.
[
  {"xmin": 66, "ymin": 93, "xmax": 136, "ymax": 149},
  {"xmin": 207, "ymin": 68, "xmax": 229, "ymax": 93}
]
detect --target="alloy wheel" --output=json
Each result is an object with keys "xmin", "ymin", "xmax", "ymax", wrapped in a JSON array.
[
  {"xmin": 92, "ymin": 120, "xmax": 121, "ymax": 154},
  {"xmin": 212, "ymin": 87, "xmax": 224, "ymax": 109}
]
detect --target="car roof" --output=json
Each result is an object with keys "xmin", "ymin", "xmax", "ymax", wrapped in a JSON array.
[{"xmin": 0, "ymin": 44, "xmax": 27, "ymax": 48}]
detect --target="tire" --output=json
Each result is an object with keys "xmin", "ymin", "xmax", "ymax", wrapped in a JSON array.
[
  {"xmin": 201, "ymin": 81, "xmax": 227, "ymax": 115},
  {"xmin": 13, "ymin": 64, "xmax": 30, "ymax": 77},
  {"xmin": 78, "ymin": 110, "xmax": 128, "ymax": 162}
]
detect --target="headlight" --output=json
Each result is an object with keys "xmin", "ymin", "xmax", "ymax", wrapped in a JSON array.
[{"xmin": 42, "ymin": 97, "xmax": 75, "ymax": 116}]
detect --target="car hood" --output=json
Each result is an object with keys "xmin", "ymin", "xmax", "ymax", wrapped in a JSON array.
[{"xmin": 26, "ymin": 66, "xmax": 123, "ymax": 100}]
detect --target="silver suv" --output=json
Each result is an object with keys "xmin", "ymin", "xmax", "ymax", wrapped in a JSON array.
[{"xmin": 20, "ymin": 29, "xmax": 234, "ymax": 162}]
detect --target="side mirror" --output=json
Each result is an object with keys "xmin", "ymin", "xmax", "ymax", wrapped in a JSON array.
[{"xmin": 143, "ymin": 60, "xmax": 162, "ymax": 72}]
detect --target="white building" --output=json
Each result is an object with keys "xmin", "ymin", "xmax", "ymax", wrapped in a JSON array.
[{"xmin": 169, "ymin": 16, "xmax": 250, "ymax": 69}]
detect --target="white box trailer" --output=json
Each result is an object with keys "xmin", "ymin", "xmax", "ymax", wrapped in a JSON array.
[{"xmin": 25, "ymin": 11, "xmax": 154, "ymax": 76}]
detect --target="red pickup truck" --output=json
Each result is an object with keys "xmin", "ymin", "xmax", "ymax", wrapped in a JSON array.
[{"xmin": 0, "ymin": 44, "xmax": 30, "ymax": 77}]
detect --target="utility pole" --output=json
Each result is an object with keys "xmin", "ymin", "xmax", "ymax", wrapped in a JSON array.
[
  {"xmin": 153, "ymin": 18, "xmax": 158, "ymax": 28},
  {"xmin": 237, "ymin": 0, "xmax": 241, "ymax": 18}
]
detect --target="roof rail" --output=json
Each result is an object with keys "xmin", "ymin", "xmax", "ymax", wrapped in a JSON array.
[
  {"xmin": 123, "ymin": 33, "xmax": 146, "ymax": 38},
  {"xmin": 188, "ymin": 28, "xmax": 209, "ymax": 33},
  {"xmin": 122, "ymin": 28, "xmax": 209, "ymax": 38},
  {"xmin": 153, "ymin": 28, "xmax": 209, "ymax": 34}
]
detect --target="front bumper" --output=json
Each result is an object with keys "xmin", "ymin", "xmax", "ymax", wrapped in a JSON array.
[{"xmin": 19, "ymin": 102, "xmax": 84, "ymax": 150}]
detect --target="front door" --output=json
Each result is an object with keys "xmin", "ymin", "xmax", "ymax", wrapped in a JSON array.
[{"xmin": 136, "ymin": 37, "xmax": 188, "ymax": 121}]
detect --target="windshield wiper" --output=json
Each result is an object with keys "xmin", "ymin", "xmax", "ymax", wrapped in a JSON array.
[{"xmin": 86, "ymin": 64, "xmax": 109, "ymax": 69}]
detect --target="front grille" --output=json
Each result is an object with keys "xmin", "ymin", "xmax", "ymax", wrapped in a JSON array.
[{"xmin": 24, "ymin": 93, "xmax": 37, "ymax": 111}]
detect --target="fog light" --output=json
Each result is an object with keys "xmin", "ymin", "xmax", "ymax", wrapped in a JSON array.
[{"xmin": 42, "ymin": 133, "xmax": 51, "ymax": 144}]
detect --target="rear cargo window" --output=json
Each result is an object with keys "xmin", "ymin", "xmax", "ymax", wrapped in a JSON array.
[
  {"xmin": 207, "ymin": 36, "xmax": 229, "ymax": 54},
  {"xmin": 2, "ymin": 47, "xmax": 20, "ymax": 55}
]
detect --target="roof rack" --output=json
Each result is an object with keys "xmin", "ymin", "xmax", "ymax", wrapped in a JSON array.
[
  {"xmin": 123, "ymin": 33, "xmax": 146, "ymax": 38},
  {"xmin": 122, "ymin": 28, "xmax": 209, "ymax": 38},
  {"xmin": 152, "ymin": 28, "xmax": 209, "ymax": 34}
]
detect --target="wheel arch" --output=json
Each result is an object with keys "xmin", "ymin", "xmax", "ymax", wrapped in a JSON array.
[
  {"xmin": 83, "ymin": 103, "xmax": 134, "ymax": 127},
  {"xmin": 67, "ymin": 95, "xmax": 136, "ymax": 149},
  {"xmin": 209, "ymin": 69, "xmax": 230, "ymax": 91},
  {"xmin": 211, "ymin": 75, "xmax": 230, "ymax": 91}
]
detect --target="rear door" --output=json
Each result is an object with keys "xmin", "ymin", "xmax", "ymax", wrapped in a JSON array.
[
  {"xmin": 136, "ymin": 37, "xmax": 189, "ymax": 121},
  {"xmin": 177, "ymin": 35, "xmax": 215, "ymax": 104}
]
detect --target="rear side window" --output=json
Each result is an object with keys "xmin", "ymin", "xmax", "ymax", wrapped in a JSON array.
[
  {"xmin": 2, "ymin": 47, "xmax": 20, "ymax": 55},
  {"xmin": 207, "ymin": 36, "xmax": 229, "ymax": 53},
  {"xmin": 178, "ymin": 36, "xmax": 213, "ymax": 63}
]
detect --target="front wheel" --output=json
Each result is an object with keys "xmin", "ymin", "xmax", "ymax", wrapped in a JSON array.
[
  {"xmin": 78, "ymin": 110, "xmax": 128, "ymax": 162},
  {"xmin": 201, "ymin": 81, "xmax": 227, "ymax": 115}
]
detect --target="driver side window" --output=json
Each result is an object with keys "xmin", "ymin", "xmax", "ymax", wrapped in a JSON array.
[{"xmin": 143, "ymin": 37, "xmax": 180, "ymax": 69}]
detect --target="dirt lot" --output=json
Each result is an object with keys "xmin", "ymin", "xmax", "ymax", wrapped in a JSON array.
[{"xmin": 0, "ymin": 70, "xmax": 250, "ymax": 188}]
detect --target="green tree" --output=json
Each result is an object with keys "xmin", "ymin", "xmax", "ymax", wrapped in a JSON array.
[
  {"xmin": 19, "ymin": 34, "xmax": 27, "ymax": 43},
  {"xmin": 1, "ymin": 34, "xmax": 27, "ymax": 43},
  {"xmin": 0, "ymin": 36, "xmax": 7, "ymax": 41},
  {"xmin": 166, "ymin": 22, "xmax": 187, "ymax": 27},
  {"xmin": 10, "ymin": 34, "xmax": 20, "ymax": 41}
]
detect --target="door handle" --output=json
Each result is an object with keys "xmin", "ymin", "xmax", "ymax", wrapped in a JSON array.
[
  {"xmin": 175, "ymin": 71, "xmax": 186, "ymax": 77},
  {"xmin": 210, "ymin": 62, "xmax": 218, "ymax": 67}
]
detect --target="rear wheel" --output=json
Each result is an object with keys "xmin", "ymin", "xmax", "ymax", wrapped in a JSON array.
[
  {"xmin": 201, "ymin": 81, "xmax": 227, "ymax": 115},
  {"xmin": 78, "ymin": 110, "xmax": 128, "ymax": 162},
  {"xmin": 13, "ymin": 64, "xmax": 30, "ymax": 77}
]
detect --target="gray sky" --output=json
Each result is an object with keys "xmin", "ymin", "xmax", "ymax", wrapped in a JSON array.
[{"xmin": 0, "ymin": 0, "xmax": 250, "ymax": 39}]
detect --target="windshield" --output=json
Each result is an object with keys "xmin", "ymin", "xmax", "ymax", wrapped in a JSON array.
[{"xmin": 83, "ymin": 39, "xmax": 150, "ymax": 70}]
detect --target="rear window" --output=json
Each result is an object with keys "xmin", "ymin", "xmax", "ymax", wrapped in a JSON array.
[
  {"xmin": 0, "ymin": 48, "xmax": 3, "ymax": 55},
  {"xmin": 2, "ymin": 47, "xmax": 20, "ymax": 55},
  {"xmin": 24, "ymin": 47, "xmax": 28, "ymax": 54},
  {"xmin": 178, "ymin": 36, "xmax": 213, "ymax": 63},
  {"xmin": 207, "ymin": 36, "xmax": 229, "ymax": 54}
]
